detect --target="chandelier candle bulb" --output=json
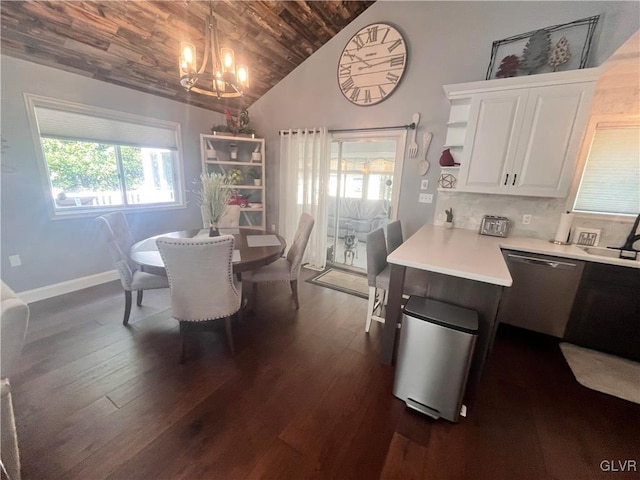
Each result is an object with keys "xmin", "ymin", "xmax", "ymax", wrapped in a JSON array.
[
  {"xmin": 553, "ymin": 212, "xmax": 574, "ymax": 244},
  {"xmin": 180, "ymin": 42, "xmax": 196, "ymax": 74}
]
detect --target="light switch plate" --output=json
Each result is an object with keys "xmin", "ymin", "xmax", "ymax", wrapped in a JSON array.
[{"xmin": 420, "ymin": 179, "xmax": 429, "ymax": 190}]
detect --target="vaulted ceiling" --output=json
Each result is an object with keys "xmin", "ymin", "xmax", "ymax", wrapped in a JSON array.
[{"xmin": 1, "ymin": 1, "xmax": 374, "ymax": 115}]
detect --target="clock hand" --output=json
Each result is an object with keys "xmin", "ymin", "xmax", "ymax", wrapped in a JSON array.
[
  {"xmin": 357, "ymin": 58, "xmax": 393, "ymax": 70},
  {"xmin": 354, "ymin": 54, "xmax": 372, "ymax": 67}
]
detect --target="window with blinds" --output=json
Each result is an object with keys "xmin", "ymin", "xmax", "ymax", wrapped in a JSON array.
[
  {"xmin": 25, "ymin": 94, "xmax": 184, "ymax": 216},
  {"xmin": 573, "ymin": 121, "xmax": 640, "ymax": 216}
]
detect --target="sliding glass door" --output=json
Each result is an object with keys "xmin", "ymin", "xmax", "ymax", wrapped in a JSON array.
[{"xmin": 327, "ymin": 130, "xmax": 406, "ymax": 272}]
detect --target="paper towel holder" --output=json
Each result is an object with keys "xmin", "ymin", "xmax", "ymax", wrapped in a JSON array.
[{"xmin": 549, "ymin": 211, "xmax": 573, "ymax": 245}]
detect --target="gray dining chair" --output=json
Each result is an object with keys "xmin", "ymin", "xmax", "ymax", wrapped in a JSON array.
[
  {"xmin": 365, "ymin": 227, "xmax": 429, "ymax": 332},
  {"xmin": 386, "ymin": 220, "xmax": 403, "ymax": 254},
  {"xmin": 96, "ymin": 212, "xmax": 169, "ymax": 325},
  {"xmin": 1, "ymin": 280, "xmax": 29, "ymax": 480},
  {"xmin": 242, "ymin": 213, "xmax": 315, "ymax": 309},
  {"xmin": 156, "ymin": 235, "xmax": 241, "ymax": 361}
]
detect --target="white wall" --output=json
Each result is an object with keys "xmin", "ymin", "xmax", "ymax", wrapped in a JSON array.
[
  {"xmin": 1, "ymin": 56, "xmax": 225, "ymax": 292},
  {"xmin": 248, "ymin": 1, "xmax": 640, "ymax": 237}
]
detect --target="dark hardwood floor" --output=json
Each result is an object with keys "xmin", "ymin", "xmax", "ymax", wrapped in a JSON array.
[{"xmin": 11, "ymin": 271, "xmax": 639, "ymax": 479}]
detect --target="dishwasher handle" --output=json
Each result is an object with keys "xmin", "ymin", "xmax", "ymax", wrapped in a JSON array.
[{"xmin": 507, "ymin": 253, "xmax": 577, "ymax": 269}]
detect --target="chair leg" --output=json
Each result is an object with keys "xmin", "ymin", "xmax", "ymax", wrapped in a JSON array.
[
  {"xmin": 123, "ymin": 290, "xmax": 133, "ymax": 325},
  {"xmin": 179, "ymin": 321, "xmax": 187, "ymax": 364},
  {"xmin": 225, "ymin": 317, "xmax": 235, "ymax": 355},
  {"xmin": 136, "ymin": 290, "xmax": 143, "ymax": 306},
  {"xmin": 252, "ymin": 282, "xmax": 258, "ymax": 310},
  {"xmin": 290, "ymin": 280, "xmax": 299, "ymax": 309},
  {"xmin": 365, "ymin": 286, "xmax": 376, "ymax": 333}
]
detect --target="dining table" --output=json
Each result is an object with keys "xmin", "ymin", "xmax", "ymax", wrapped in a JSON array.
[{"xmin": 129, "ymin": 228, "xmax": 286, "ymax": 276}]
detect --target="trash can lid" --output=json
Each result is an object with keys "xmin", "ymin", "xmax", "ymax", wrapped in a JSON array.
[{"xmin": 403, "ymin": 296, "xmax": 479, "ymax": 334}]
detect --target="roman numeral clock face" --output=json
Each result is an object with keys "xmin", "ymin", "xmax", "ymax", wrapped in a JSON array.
[{"xmin": 338, "ymin": 23, "xmax": 407, "ymax": 106}]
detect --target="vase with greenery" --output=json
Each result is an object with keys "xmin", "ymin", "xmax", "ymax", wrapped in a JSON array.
[
  {"xmin": 195, "ymin": 173, "xmax": 231, "ymax": 237},
  {"xmin": 444, "ymin": 208, "xmax": 454, "ymax": 229}
]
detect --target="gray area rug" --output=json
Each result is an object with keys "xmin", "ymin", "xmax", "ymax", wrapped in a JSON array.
[
  {"xmin": 560, "ymin": 342, "xmax": 640, "ymax": 404},
  {"xmin": 307, "ymin": 268, "xmax": 368, "ymax": 299}
]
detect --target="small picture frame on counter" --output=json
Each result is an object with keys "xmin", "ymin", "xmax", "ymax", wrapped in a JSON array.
[{"xmin": 572, "ymin": 227, "xmax": 601, "ymax": 246}]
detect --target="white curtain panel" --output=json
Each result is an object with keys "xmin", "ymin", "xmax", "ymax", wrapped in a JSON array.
[{"xmin": 279, "ymin": 127, "xmax": 329, "ymax": 270}]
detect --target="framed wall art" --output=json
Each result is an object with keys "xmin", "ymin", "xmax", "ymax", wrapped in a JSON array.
[{"xmin": 486, "ymin": 15, "xmax": 599, "ymax": 80}]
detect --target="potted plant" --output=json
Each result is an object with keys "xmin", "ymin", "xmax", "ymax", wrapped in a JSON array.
[
  {"xmin": 247, "ymin": 167, "xmax": 262, "ymax": 186},
  {"xmin": 444, "ymin": 208, "xmax": 454, "ymax": 229},
  {"xmin": 195, "ymin": 173, "xmax": 231, "ymax": 237}
]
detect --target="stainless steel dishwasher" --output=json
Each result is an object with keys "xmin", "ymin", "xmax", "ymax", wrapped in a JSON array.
[{"xmin": 496, "ymin": 250, "xmax": 585, "ymax": 337}]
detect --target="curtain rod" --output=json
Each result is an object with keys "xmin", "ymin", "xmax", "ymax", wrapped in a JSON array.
[{"xmin": 279, "ymin": 122, "xmax": 416, "ymax": 135}]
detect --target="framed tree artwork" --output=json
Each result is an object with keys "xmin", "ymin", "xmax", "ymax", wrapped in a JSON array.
[{"xmin": 486, "ymin": 15, "xmax": 599, "ymax": 80}]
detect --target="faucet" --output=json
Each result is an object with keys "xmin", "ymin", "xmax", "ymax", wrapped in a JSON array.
[{"xmin": 620, "ymin": 213, "xmax": 640, "ymax": 252}]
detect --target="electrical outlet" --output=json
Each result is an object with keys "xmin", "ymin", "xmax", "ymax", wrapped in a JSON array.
[
  {"xmin": 270, "ymin": 224, "xmax": 276, "ymax": 232},
  {"xmin": 522, "ymin": 214, "xmax": 532, "ymax": 225},
  {"xmin": 420, "ymin": 179, "xmax": 429, "ymax": 190},
  {"xmin": 418, "ymin": 193, "xmax": 433, "ymax": 203},
  {"xmin": 9, "ymin": 254, "xmax": 22, "ymax": 267}
]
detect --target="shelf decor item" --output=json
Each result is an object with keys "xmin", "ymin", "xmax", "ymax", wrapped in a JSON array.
[
  {"xmin": 439, "ymin": 148, "xmax": 457, "ymax": 167},
  {"xmin": 485, "ymin": 15, "xmax": 599, "ymax": 80},
  {"xmin": 438, "ymin": 172, "xmax": 457, "ymax": 190},
  {"xmin": 247, "ymin": 167, "xmax": 262, "ymax": 186},
  {"xmin": 211, "ymin": 109, "xmax": 256, "ymax": 136},
  {"xmin": 251, "ymin": 144, "xmax": 262, "ymax": 162},
  {"xmin": 195, "ymin": 172, "xmax": 231, "ymax": 237},
  {"xmin": 227, "ymin": 168, "xmax": 243, "ymax": 185}
]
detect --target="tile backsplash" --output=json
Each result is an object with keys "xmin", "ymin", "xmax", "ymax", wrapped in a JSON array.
[{"xmin": 434, "ymin": 191, "xmax": 634, "ymax": 247}]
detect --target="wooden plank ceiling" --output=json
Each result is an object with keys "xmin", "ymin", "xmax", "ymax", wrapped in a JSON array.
[{"xmin": 1, "ymin": 1, "xmax": 374, "ymax": 114}]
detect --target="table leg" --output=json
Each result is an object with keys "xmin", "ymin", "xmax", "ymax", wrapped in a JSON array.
[{"xmin": 381, "ymin": 264, "xmax": 406, "ymax": 364}]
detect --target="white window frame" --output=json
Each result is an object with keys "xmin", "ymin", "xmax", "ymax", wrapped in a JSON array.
[
  {"xmin": 24, "ymin": 93, "xmax": 186, "ymax": 219},
  {"xmin": 566, "ymin": 114, "xmax": 639, "ymax": 223}
]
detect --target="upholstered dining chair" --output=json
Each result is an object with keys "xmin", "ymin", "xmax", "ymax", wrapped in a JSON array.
[
  {"xmin": 96, "ymin": 212, "xmax": 169, "ymax": 325},
  {"xmin": 156, "ymin": 235, "xmax": 241, "ymax": 361},
  {"xmin": 386, "ymin": 220, "xmax": 403, "ymax": 254},
  {"xmin": 201, "ymin": 204, "xmax": 241, "ymax": 229},
  {"xmin": 1, "ymin": 281, "xmax": 29, "ymax": 480},
  {"xmin": 242, "ymin": 213, "xmax": 315, "ymax": 309},
  {"xmin": 365, "ymin": 227, "xmax": 429, "ymax": 333}
]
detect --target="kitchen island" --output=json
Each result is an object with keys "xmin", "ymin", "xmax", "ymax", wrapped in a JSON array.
[{"xmin": 382, "ymin": 224, "xmax": 639, "ymax": 390}]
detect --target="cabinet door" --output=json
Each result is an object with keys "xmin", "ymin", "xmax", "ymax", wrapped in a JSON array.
[
  {"xmin": 510, "ymin": 83, "xmax": 594, "ymax": 197},
  {"xmin": 457, "ymin": 91, "xmax": 527, "ymax": 193},
  {"xmin": 565, "ymin": 263, "xmax": 640, "ymax": 362}
]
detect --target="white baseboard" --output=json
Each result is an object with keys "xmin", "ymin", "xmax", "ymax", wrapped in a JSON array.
[{"xmin": 18, "ymin": 270, "xmax": 119, "ymax": 304}]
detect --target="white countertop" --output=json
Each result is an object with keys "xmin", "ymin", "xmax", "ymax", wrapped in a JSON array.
[{"xmin": 387, "ymin": 225, "xmax": 639, "ymax": 287}]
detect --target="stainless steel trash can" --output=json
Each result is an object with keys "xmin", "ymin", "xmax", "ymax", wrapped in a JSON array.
[{"xmin": 393, "ymin": 296, "xmax": 478, "ymax": 422}]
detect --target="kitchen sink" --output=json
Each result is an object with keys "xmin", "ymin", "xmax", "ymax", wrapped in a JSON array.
[{"xmin": 578, "ymin": 245, "xmax": 639, "ymax": 263}]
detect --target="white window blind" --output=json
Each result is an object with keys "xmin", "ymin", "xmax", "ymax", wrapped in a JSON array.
[
  {"xmin": 573, "ymin": 125, "xmax": 640, "ymax": 216},
  {"xmin": 34, "ymin": 106, "xmax": 178, "ymax": 150}
]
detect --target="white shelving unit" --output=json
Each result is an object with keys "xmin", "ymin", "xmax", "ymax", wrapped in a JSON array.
[{"xmin": 200, "ymin": 133, "xmax": 266, "ymax": 230}]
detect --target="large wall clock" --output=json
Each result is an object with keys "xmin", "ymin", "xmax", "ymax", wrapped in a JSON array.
[{"xmin": 338, "ymin": 23, "xmax": 408, "ymax": 106}]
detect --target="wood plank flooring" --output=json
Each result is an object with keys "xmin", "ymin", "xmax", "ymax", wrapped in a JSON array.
[{"xmin": 11, "ymin": 272, "xmax": 640, "ymax": 479}]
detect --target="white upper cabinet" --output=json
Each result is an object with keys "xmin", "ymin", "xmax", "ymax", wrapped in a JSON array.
[
  {"xmin": 460, "ymin": 90, "xmax": 527, "ymax": 192},
  {"xmin": 443, "ymin": 69, "xmax": 597, "ymax": 197}
]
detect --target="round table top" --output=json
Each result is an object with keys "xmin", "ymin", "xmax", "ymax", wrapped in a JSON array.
[{"xmin": 130, "ymin": 228, "xmax": 286, "ymax": 275}]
